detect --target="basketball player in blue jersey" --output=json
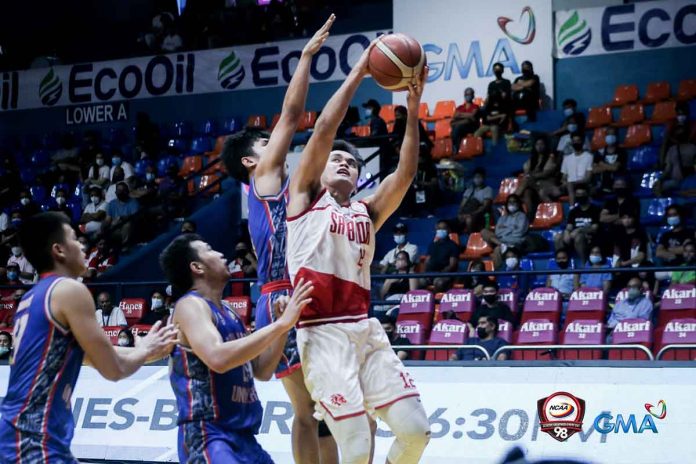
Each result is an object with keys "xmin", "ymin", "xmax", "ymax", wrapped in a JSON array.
[
  {"xmin": 0, "ymin": 212, "xmax": 177, "ymax": 463},
  {"xmin": 221, "ymin": 14, "xmax": 339, "ymax": 464},
  {"xmin": 159, "ymin": 233, "xmax": 313, "ymax": 463}
]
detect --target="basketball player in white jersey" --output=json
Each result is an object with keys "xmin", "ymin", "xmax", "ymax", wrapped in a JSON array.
[{"xmin": 286, "ymin": 42, "xmax": 430, "ymax": 464}]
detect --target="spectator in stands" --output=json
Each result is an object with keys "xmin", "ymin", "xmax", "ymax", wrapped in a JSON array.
[
  {"xmin": 361, "ymin": 99, "xmax": 388, "ymax": 137},
  {"xmin": 451, "ymin": 316, "xmax": 508, "ymax": 361},
  {"xmin": 50, "ymin": 188, "xmax": 72, "ymax": 220},
  {"xmin": 0, "ymin": 211, "xmax": 7, "ymax": 234},
  {"xmin": 555, "ymin": 116, "xmax": 590, "ymax": 157},
  {"xmin": 656, "ymin": 205, "xmax": 694, "ymax": 265},
  {"xmin": 7, "ymin": 243, "xmax": 35, "ymax": 284},
  {"xmin": 610, "ymin": 213, "xmax": 648, "ymax": 280},
  {"xmin": 511, "ymin": 60, "xmax": 540, "ymax": 122},
  {"xmin": 379, "ymin": 313, "xmax": 410, "ymax": 361},
  {"xmin": 391, "ymin": 105, "xmax": 432, "ymax": 155},
  {"xmin": 463, "ymin": 260, "xmax": 488, "ymax": 297},
  {"xmin": 109, "ymin": 151, "xmax": 134, "ymax": 182},
  {"xmin": 547, "ymin": 248, "xmax": 576, "ymax": 300},
  {"xmin": 576, "ymin": 245, "xmax": 612, "ymax": 293},
  {"xmin": 379, "ymin": 223, "xmax": 419, "ymax": 273},
  {"xmin": 16, "ymin": 189, "xmax": 40, "ymax": 220},
  {"xmin": 158, "ymin": 164, "xmax": 187, "ymax": 218},
  {"xmin": 94, "ymin": 292, "xmax": 128, "ymax": 327},
  {"xmin": 592, "ymin": 127, "xmax": 627, "ymax": 195},
  {"xmin": 671, "ymin": 241, "xmax": 695, "ymax": 284},
  {"xmin": 117, "ymin": 328, "xmax": 135, "ymax": 347},
  {"xmin": 607, "ymin": 277, "xmax": 653, "ymax": 330},
  {"xmin": 103, "ymin": 182, "xmax": 140, "ymax": 248},
  {"xmin": 404, "ymin": 143, "xmax": 439, "ymax": 216},
  {"xmin": 555, "ymin": 185, "xmax": 599, "ymax": 264},
  {"xmin": 450, "ymin": 87, "xmax": 481, "ymax": 153},
  {"xmin": 654, "ymin": 128, "xmax": 696, "ymax": 197},
  {"xmin": 139, "ymin": 290, "xmax": 169, "ymax": 325},
  {"xmin": 423, "ymin": 220, "xmax": 460, "ymax": 293},
  {"xmin": 0, "ymin": 331, "xmax": 11, "ymax": 360},
  {"xmin": 474, "ymin": 90, "xmax": 510, "ymax": 145},
  {"xmin": 2, "ymin": 263, "xmax": 21, "ymax": 286},
  {"xmin": 660, "ymin": 102, "xmax": 696, "ymax": 165},
  {"xmin": 180, "ymin": 220, "xmax": 197, "ymax": 234},
  {"xmin": 457, "ymin": 167, "xmax": 493, "ymax": 233},
  {"xmin": 85, "ymin": 152, "xmax": 110, "ymax": 191},
  {"xmin": 544, "ymin": 135, "xmax": 594, "ymax": 207},
  {"xmin": 517, "ymin": 136, "xmax": 560, "ymax": 221},
  {"xmin": 228, "ymin": 241, "xmax": 258, "ymax": 279},
  {"xmin": 380, "ymin": 251, "xmax": 419, "ymax": 300},
  {"xmin": 105, "ymin": 166, "xmax": 125, "ymax": 203},
  {"xmin": 599, "ymin": 177, "xmax": 639, "ymax": 228},
  {"xmin": 487, "ymin": 62, "xmax": 512, "ymax": 103},
  {"xmin": 550, "ymin": 99, "xmax": 586, "ymax": 138},
  {"xmin": 470, "ymin": 281, "xmax": 514, "ymax": 325},
  {"xmin": 482, "ymin": 194, "xmax": 529, "ymax": 267},
  {"xmin": 497, "ymin": 247, "xmax": 530, "ymax": 295},
  {"xmin": 87, "ymin": 238, "xmax": 117, "ymax": 279},
  {"xmin": 161, "ymin": 24, "xmax": 184, "ymax": 52},
  {"xmin": 80, "ymin": 187, "xmax": 107, "ymax": 237}
]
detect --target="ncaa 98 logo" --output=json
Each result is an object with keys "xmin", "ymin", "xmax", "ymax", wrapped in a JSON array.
[{"xmin": 537, "ymin": 392, "xmax": 586, "ymax": 442}]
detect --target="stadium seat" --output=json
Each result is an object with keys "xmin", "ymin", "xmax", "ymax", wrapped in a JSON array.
[
  {"xmin": 351, "ymin": 125, "xmax": 370, "ymax": 137},
  {"xmin": 432, "ymin": 138, "xmax": 452, "ymax": 159},
  {"xmin": 396, "ymin": 320, "xmax": 427, "ymax": 360},
  {"xmin": 615, "ymin": 287, "xmax": 653, "ymax": 304},
  {"xmin": 586, "ymin": 106, "xmax": 613, "ymax": 129},
  {"xmin": 677, "ymin": 79, "xmax": 696, "ymax": 101},
  {"xmin": 157, "ymin": 155, "xmax": 179, "ymax": 177},
  {"xmin": 493, "ymin": 177, "xmax": 520, "ymax": 204},
  {"xmin": 426, "ymin": 319, "xmax": 468, "ymax": 361},
  {"xmin": 645, "ymin": 197, "xmax": 674, "ymax": 225},
  {"xmin": 223, "ymin": 296, "xmax": 252, "ymax": 327},
  {"xmin": 199, "ymin": 174, "xmax": 222, "ymax": 195},
  {"xmin": 134, "ymin": 159, "xmax": 150, "ymax": 178},
  {"xmin": 246, "ymin": 115, "xmax": 267, "ymax": 129},
  {"xmin": 590, "ymin": 126, "xmax": 608, "ymax": 151},
  {"xmin": 455, "ymin": 135, "xmax": 484, "ymax": 159},
  {"xmin": 190, "ymin": 136, "xmax": 213, "ymax": 154},
  {"xmin": 434, "ymin": 119, "xmax": 452, "ymax": 140},
  {"xmin": 609, "ymin": 84, "xmax": 639, "ymax": 107},
  {"xmin": 461, "ymin": 232, "xmax": 492, "ymax": 260},
  {"xmin": 608, "ymin": 319, "xmax": 653, "ymax": 360},
  {"xmin": 438, "ymin": 289, "xmax": 475, "ymax": 320},
  {"xmin": 119, "ymin": 298, "xmax": 147, "ymax": 326},
  {"xmin": 102, "ymin": 326, "xmax": 122, "ymax": 345},
  {"xmin": 658, "ymin": 284, "xmax": 696, "ymax": 326},
  {"xmin": 620, "ymin": 124, "xmax": 651, "ymax": 148},
  {"xmin": 196, "ymin": 119, "xmax": 217, "ymax": 136},
  {"xmin": 30, "ymin": 185, "xmax": 47, "ymax": 202},
  {"xmin": 655, "ymin": 318, "xmax": 696, "ymax": 361},
  {"xmin": 648, "ymin": 100, "xmax": 677, "ymax": 125},
  {"xmin": 559, "ymin": 320, "xmax": 604, "ymax": 360},
  {"xmin": 418, "ymin": 102, "xmax": 430, "ymax": 120},
  {"xmin": 167, "ymin": 138, "xmax": 189, "ymax": 154},
  {"xmin": 424, "ymin": 100, "xmax": 456, "ymax": 122},
  {"xmin": 398, "ymin": 290, "xmax": 435, "ymax": 335},
  {"xmin": 301, "ymin": 111, "xmax": 318, "ymax": 130},
  {"xmin": 527, "ymin": 229, "xmax": 558, "ymax": 260},
  {"xmin": 522, "ymin": 288, "xmax": 562, "ymax": 324},
  {"xmin": 497, "ymin": 288, "xmax": 518, "ymax": 314},
  {"xmin": 614, "ymin": 103, "xmax": 645, "ymax": 127},
  {"xmin": 180, "ymin": 155, "xmax": 203, "ymax": 176},
  {"xmin": 642, "ymin": 81, "xmax": 670, "ymax": 104},
  {"xmin": 498, "ymin": 320, "xmax": 514, "ymax": 343},
  {"xmin": 513, "ymin": 319, "xmax": 558, "ymax": 360},
  {"xmin": 529, "ymin": 202, "xmax": 563, "ymax": 230},
  {"xmin": 566, "ymin": 287, "xmax": 606, "ymax": 324},
  {"xmin": 627, "ymin": 145, "xmax": 658, "ymax": 171},
  {"xmin": 129, "ymin": 324, "xmax": 153, "ymax": 337},
  {"xmin": 635, "ymin": 170, "xmax": 661, "ymax": 197},
  {"xmin": 206, "ymin": 135, "xmax": 227, "ymax": 156},
  {"xmin": 379, "ymin": 104, "xmax": 396, "ymax": 124},
  {"xmin": 51, "ymin": 183, "xmax": 71, "ymax": 198}
]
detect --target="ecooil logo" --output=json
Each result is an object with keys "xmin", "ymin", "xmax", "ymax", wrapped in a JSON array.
[
  {"xmin": 557, "ymin": 11, "xmax": 592, "ymax": 56},
  {"xmin": 497, "ymin": 6, "xmax": 536, "ymax": 45},
  {"xmin": 39, "ymin": 67, "xmax": 62, "ymax": 106},
  {"xmin": 218, "ymin": 51, "xmax": 245, "ymax": 90}
]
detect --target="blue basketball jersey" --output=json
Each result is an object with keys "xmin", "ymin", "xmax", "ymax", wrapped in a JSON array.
[
  {"xmin": 169, "ymin": 292, "xmax": 262, "ymax": 432},
  {"xmin": 0, "ymin": 274, "xmax": 85, "ymax": 449},
  {"xmin": 248, "ymin": 176, "xmax": 290, "ymax": 285}
]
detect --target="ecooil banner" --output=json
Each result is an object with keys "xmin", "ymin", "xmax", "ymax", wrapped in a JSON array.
[
  {"xmin": 392, "ymin": 0, "xmax": 554, "ymax": 108},
  {"xmin": 555, "ymin": 0, "xmax": 696, "ymax": 59},
  {"xmin": 0, "ymin": 30, "xmax": 387, "ymax": 113},
  {"xmin": 1, "ymin": 365, "xmax": 694, "ymax": 463}
]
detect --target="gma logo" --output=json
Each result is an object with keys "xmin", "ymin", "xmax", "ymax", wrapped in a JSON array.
[{"xmin": 593, "ymin": 413, "xmax": 659, "ymax": 434}]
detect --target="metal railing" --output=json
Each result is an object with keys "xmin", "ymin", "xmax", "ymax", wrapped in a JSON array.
[
  {"xmin": 396, "ymin": 344, "xmax": 491, "ymax": 360},
  {"xmin": 655, "ymin": 344, "xmax": 696, "ymax": 360},
  {"xmin": 492, "ymin": 344, "xmax": 655, "ymax": 361}
]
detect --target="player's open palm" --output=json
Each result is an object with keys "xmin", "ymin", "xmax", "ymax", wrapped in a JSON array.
[
  {"xmin": 277, "ymin": 278, "xmax": 314, "ymax": 330},
  {"xmin": 303, "ymin": 14, "xmax": 336, "ymax": 56},
  {"xmin": 136, "ymin": 320, "xmax": 179, "ymax": 360}
]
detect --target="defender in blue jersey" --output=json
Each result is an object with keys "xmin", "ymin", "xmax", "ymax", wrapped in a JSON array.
[
  {"xmin": 221, "ymin": 14, "xmax": 338, "ymax": 464},
  {"xmin": 0, "ymin": 212, "xmax": 177, "ymax": 463},
  {"xmin": 159, "ymin": 234, "xmax": 313, "ymax": 463}
]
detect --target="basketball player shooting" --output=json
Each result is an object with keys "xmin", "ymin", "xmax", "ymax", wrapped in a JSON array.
[{"xmin": 285, "ymin": 41, "xmax": 431, "ymax": 464}]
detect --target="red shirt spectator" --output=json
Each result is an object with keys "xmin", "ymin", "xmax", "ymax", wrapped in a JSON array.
[{"xmin": 87, "ymin": 239, "xmax": 117, "ymax": 278}]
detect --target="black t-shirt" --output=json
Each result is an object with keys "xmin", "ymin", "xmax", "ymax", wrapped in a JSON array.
[
  {"xmin": 659, "ymin": 228, "xmax": 694, "ymax": 250},
  {"xmin": 426, "ymin": 239, "xmax": 460, "ymax": 272},
  {"xmin": 513, "ymin": 74, "xmax": 540, "ymax": 100},
  {"xmin": 613, "ymin": 227, "xmax": 649, "ymax": 261},
  {"xmin": 470, "ymin": 302, "xmax": 514, "ymax": 324},
  {"xmin": 369, "ymin": 116, "xmax": 388, "ymax": 136},
  {"xmin": 391, "ymin": 335, "xmax": 411, "ymax": 360},
  {"xmin": 567, "ymin": 204, "xmax": 601, "ymax": 229},
  {"xmin": 488, "ymin": 79, "xmax": 512, "ymax": 100},
  {"xmin": 384, "ymin": 278, "xmax": 411, "ymax": 298},
  {"xmin": 601, "ymin": 196, "xmax": 640, "ymax": 220}
]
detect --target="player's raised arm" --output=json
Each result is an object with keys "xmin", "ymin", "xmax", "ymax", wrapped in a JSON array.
[
  {"xmin": 363, "ymin": 67, "xmax": 426, "ymax": 231},
  {"xmin": 54, "ymin": 279, "xmax": 177, "ymax": 381},
  {"xmin": 255, "ymin": 14, "xmax": 335, "ymax": 192},
  {"xmin": 288, "ymin": 39, "xmax": 375, "ymax": 216}
]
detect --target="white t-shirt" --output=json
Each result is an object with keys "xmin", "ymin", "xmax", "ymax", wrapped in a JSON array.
[
  {"xmin": 95, "ymin": 307, "xmax": 128, "ymax": 327},
  {"xmin": 105, "ymin": 184, "xmax": 118, "ymax": 203},
  {"xmin": 561, "ymin": 152, "xmax": 594, "ymax": 183},
  {"xmin": 110, "ymin": 162, "xmax": 134, "ymax": 181},
  {"xmin": 0, "ymin": 212, "xmax": 7, "ymax": 233},
  {"xmin": 7, "ymin": 255, "xmax": 36, "ymax": 285},
  {"xmin": 88, "ymin": 165, "xmax": 111, "ymax": 180},
  {"xmin": 82, "ymin": 200, "xmax": 108, "ymax": 233},
  {"xmin": 379, "ymin": 243, "xmax": 419, "ymax": 268},
  {"xmin": 557, "ymin": 135, "xmax": 590, "ymax": 156}
]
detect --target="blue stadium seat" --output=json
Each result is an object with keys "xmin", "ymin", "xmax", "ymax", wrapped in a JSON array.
[
  {"xmin": 134, "ymin": 160, "xmax": 151, "ymax": 178},
  {"xmin": 68, "ymin": 200, "xmax": 82, "ymax": 223},
  {"xmin": 628, "ymin": 146, "xmax": 658, "ymax": 171},
  {"xmin": 30, "ymin": 185, "xmax": 47, "ymax": 202},
  {"xmin": 51, "ymin": 183, "xmax": 71, "ymax": 198},
  {"xmin": 157, "ymin": 156, "xmax": 180, "ymax": 176},
  {"xmin": 645, "ymin": 198, "xmax": 674, "ymax": 225},
  {"xmin": 19, "ymin": 168, "xmax": 35, "ymax": 184},
  {"xmin": 173, "ymin": 121, "xmax": 192, "ymax": 138},
  {"xmin": 31, "ymin": 149, "xmax": 51, "ymax": 170},
  {"xmin": 220, "ymin": 117, "xmax": 240, "ymax": 135},
  {"xmin": 72, "ymin": 183, "xmax": 83, "ymax": 201},
  {"xmin": 635, "ymin": 171, "xmax": 661, "ymax": 197},
  {"xmin": 527, "ymin": 229, "xmax": 559, "ymax": 259},
  {"xmin": 167, "ymin": 138, "xmax": 190, "ymax": 154},
  {"xmin": 196, "ymin": 120, "xmax": 218, "ymax": 136},
  {"xmin": 191, "ymin": 136, "xmax": 213, "ymax": 154}
]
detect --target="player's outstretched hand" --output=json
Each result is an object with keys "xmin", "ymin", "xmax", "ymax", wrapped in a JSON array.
[
  {"xmin": 406, "ymin": 65, "xmax": 428, "ymax": 111},
  {"xmin": 277, "ymin": 278, "xmax": 314, "ymax": 330},
  {"xmin": 303, "ymin": 14, "xmax": 336, "ymax": 56},
  {"xmin": 135, "ymin": 320, "xmax": 179, "ymax": 362}
]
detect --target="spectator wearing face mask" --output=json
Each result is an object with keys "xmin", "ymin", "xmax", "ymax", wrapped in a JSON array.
[
  {"xmin": 550, "ymin": 99, "xmax": 586, "ymax": 138},
  {"xmin": 139, "ymin": 290, "xmax": 170, "ymax": 325},
  {"xmin": 80, "ymin": 187, "xmax": 107, "ymax": 237},
  {"xmin": 105, "ymin": 166, "xmax": 126, "ymax": 203},
  {"xmin": 661, "ymin": 102, "xmax": 696, "ymax": 165},
  {"xmin": 555, "ymin": 116, "xmax": 590, "ymax": 157},
  {"xmin": 547, "ymin": 248, "xmax": 576, "ymax": 299},
  {"xmin": 16, "ymin": 189, "xmax": 40, "ymax": 220},
  {"xmin": 423, "ymin": 221, "xmax": 460, "ymax": 293},
  {"xmin": 6, "ymin": 245, "xmax": 36, "ymax": 285},
  {"xmin": 599, "ymin": 177, "xmax": 639, "ymax": 228},
  {"xmin": 470, "ymin": 281, "xmax": 514, "ymax": 326},
  {"xmin": 109, "ymin": 150, "xmax": 134, "ymax": 182},
  {"xmin": 361, "ymin": 99, "xmax": 388, "ymax": 137},
  {"xmin": 378, "ymin": 313, "xmax": 411, "ymax": 361},
  {"xmin": 0, "ymin": 331, "xmax": 12, "ymax": 360},
  {"xmin": 511, "ymin": 60, "xmax": 540, "ymax": 122},
  {"xmin": 103, "ymin": 182, "xmax": 140, "ymax": 248},
  {"xmin": 457, "ymin": 167, "xmax": 493, "ymax": 233},
  {"xmin": 49, "ymin": 188, "xmax": 73, "ymax": 220},
  {"xmin": 94, "ymin": 292, "xmax": 128, "ymax": 327},
  {"xmin": 379, "ymin": 223, "xmax": 419, "ymax": 274},
  {"xmin": 85, "ymin": 152, "xmax": 111, "ymax": 190},
  {"xmin": 518, "ymin": 136, "xmax": 560, "ymax": 221},
  {"xmin": 158, "ymin": 165, "xmax": 187, "ymax": 218},
  {"xmin": 474, "ymin": 90, "xmax": 510, "ymax": 145},
  {"xmin": 609, "ymin": 214, "xmax": 649, "ymax": 290},
  {"xmin": 450, "ymin": 87, "xmax": 481, "ymax": 153},
  {"xmin": 487, "ymin": 62, "xmax": 512, "ymax": 103},
  {"xmin": 543, "ymin": 137, "xmax": 593, "ymax": 207},
  {"xmin": 656, "ymin": 205, "xmax": 694, "ymax": 266},
  {"xmin": 576, "ymin": 245, "xmax": 612, "ymax": 293},
  {"xmin": 607, "ymin": 277, "xmax": 653, "ymax": 330},
  {"xmin": 671, "ymin": 241, "xmax": 695, "ymax": 284},
  {"xmin": 117, "ymin": 328, "xmax": 135, "ymax": 348},
  {"xmin": 654, "ymin": 126, "xmax": 696, "ymax": 197},
  {"xmin": 481, "ymin": 194, "xmax": 530, "ymax": 268},
  {"xmin": 497, "ymin": 247, "xmax": 530, "ymax": 296},
  {"xmin": 554, "ymin": 185, "xmax": 599, "ymax": 265},
  {"xmin": 592, "ymin": 127, "xmax": 627, "ymax": 194},
  {"xmin": 462, "ymin": 260, "xmax": 491, "ymax": 297},
  {"xmin": 380, "ymin": 251, "xmax": 420, "ymax": 301},
  {"xmin": 451, "ymin": 316, "xmax": 508, "ymax": 361},
  {"xmin": 1, "ymin": 263, "xmax": 21, "ymax": 287}
]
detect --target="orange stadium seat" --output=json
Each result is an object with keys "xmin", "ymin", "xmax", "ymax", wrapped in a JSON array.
[
  {"xmin": 474, "ymin": 96, "xmax": 485, "ymax": 107},
  {"xmin": 677, "ymin": 79, "xmax": 696, "ymax": 101},
  {"xmin": 461, "ymin": 232, "xmax": 492, "ymax": 260},
  {"xmin": 590, "ymin": 126, "xmax": 608, "ymax": 151},
  {"xmin": 199, "ymin": 174, "xmax": 222, "ymax": 195},
  {"xmin": 530, "ymin": 202, "xmax": 563, "ymax": 230},
  {"xmin": 494, "ymin": 177, "xmax": 520, "ymax": 204},
  {"xmin": 620, "ymin": 124, "xmax": 651, "ymax": 148},
  {"xmin": 301, "ymin": 111, "xmax": 317, "ymax": 130},
  {"xmin": 642, "ymin": 81, "xmax": 670, "ymax": 104},
  {"xmin": 207, "ymin": 135, "xmax": 227, "ymax": 156},
  {"xmin": 615, "ymin": 103, "xmax": 645, "ymax": 127},
  {"xmin": 455, "ymin": 135, "xmax": 484, "ymax": 159},
  {"xmin": 204, "ymin": 154, "xmax": 223, "ymax": 174},
  {"xmin": 610, "ymin": 84, "xmax": 639, "ymax": 107},
  {"xmin": 351, "ymin": 125, "xmax": 370, "ymax": 137},
  {"xmin": 649, "ymin": 101, "xmax": 677, "ymax": 125},
  {"xmin": 379, "ymin": 104, "xmax": 396, "ymax": 123},
  {"xmin": 432, "ymin": 139, "xmax": 452, "ymax": 159},
  {"xmin": 424, "ymin": 100, "xmax": 456, "ymax": 122},
  {"xmin": 418, "ymin": 102, "xmax": 430, "ymax": 120},
  {"xmin": 180, "ymin": 155, "xmax": 203, "ymax": 176},
  {"xmin": 434, "ymin": 119, "xmax": 452, "ymax": 140},
  {"xmin": 586, "ymin": 106, "xmax": 613, "ymax": 129},
  {"xmin": 246, "ymin": 114, "xmax": 267, "ymax": 129}
]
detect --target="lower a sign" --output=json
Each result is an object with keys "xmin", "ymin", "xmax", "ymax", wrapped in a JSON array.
[{"xmin": 66, "ymin": 101, "xmax": 128, "ymax": 126}]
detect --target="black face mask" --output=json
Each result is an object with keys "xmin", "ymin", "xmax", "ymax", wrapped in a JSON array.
[
  {"xmin": 576, "ymin": 196, "xmax": 589, "ymax": 205},
  {"xmin": 483, "ymin": 294, "xmax": 497, "ymax": 304},
  {"xmin": 236, "ymin": 249, "xmax": 248, "ymax": 259},
  {"xmin": 615, "ymin": 188, "xmax": 628, "ymax": 198},
  {"xmin": 522, "ymin": 68, "xmax": 532, "ymax": 76},
  {"xmin": 476, "ymin": 327, "xmax": 488, "ymax": 339},
  {"xmin": 116, "ymin": 192, "xmax": 129, "ymax": 201},
  {"xmin": 556, "ymin": 260, "xmax": 569, "ymax": 269},
  {"xmin": 494, "ymin": 69, "xmax": 503, "ymax": 78},
  {"xmin": 572, "ymin": 142, "xmax": 584, "ymax": 151}
]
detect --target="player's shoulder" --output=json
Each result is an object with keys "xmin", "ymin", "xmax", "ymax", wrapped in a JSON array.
[{"xmin": 51, "ymin": 277, "xmax": 91, "ymax": 299}]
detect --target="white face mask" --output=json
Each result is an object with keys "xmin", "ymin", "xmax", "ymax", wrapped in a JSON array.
[
  {"xmin": 11, "ymin": 246, "xmax": 22, "ymax": 257},
  {"xmin": 505, "ymin": 257, "xmax": 518, "ymax": 269},
  {"xmin": 507, "ymin": 204, "xmax": 519, "ymax": 213},
  {"xmin": 677, "ymin": 115, "xmax": 687, "ymax": 124},
  {"xmin": 0, "ymin": 347, "xmax": 9, "ymax": 357},
  {"xmin": 394, "ymin": 234, "xmax": 406, "ymax": 245},
  {"xmin": 20, "ymin": 197, "xmax": 30, "ymax": 206},
  {"xmin": 151, "ymin": 298, "xmax": 164, "ymax": 310},
  {"xmin": 117, "ymin": 338, "xmax": 130, "ymax": 347},
  {"xmin": 96, "ymin": 158, "xmax": 105, "ymax": 166},
  {"xmin": 605, "ymin": 154, "xmax": 618, "ymax": 164},
  {"xmin": 91, "ymin": 196, "xmax": 101, "ymax": 204},
  {"xmin": 56, "ymin": 197, "xmax": 66, "ymax": 206}
]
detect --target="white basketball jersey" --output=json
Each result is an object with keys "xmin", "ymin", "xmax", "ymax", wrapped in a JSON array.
[{"xmin": 287, "ymin": 189, "xmax": 375, "ymax": 327}]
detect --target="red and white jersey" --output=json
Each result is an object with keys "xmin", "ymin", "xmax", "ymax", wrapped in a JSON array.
[{"xmin": 287, "ymin": 189, "xmax": 374, "ymax": 328}]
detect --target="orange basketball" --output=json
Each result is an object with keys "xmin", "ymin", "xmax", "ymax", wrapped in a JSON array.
[{"xmin": 368, "ymin": 33, "xmax": 425, "ymax": 91}]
